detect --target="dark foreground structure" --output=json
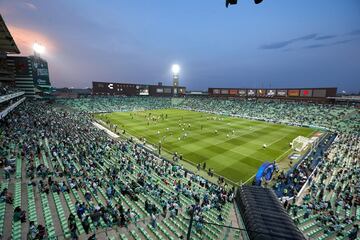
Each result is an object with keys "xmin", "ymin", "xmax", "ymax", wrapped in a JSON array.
[{"xmin": 236, "ymin": 186, "xmax": 305, "ymax": 240}]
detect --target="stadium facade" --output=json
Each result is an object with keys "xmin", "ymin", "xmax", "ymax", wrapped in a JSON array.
[
  {"xmin": 209, "ymin": 87, "xmax": 337, "ymax": 102},
  {"xmin": 92, "ymin": 81, "xmax": 186, "ymax": 97},
  {"xmin": 7, "ymin": 56, "xmax": 52, "ymax": 98}
]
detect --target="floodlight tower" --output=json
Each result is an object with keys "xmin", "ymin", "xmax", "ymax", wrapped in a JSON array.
[
  {"xmin": 172, "ymin": 64, "xmax": 180, "ymax": 87},
  {"xmin": 33, "ymin": 42, "xmax": 45, "ymax": 58}
]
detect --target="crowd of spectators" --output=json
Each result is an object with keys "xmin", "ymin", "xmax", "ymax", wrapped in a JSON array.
[
  {"xmin": 272, "ymin": 133, "xmax": 335, "ymax": 198},
  {"xmin": 59, "ymin": 96, "xmax": 359, "ymax": 133},
  {"xmin": 1, "ymin": 100, "xmax": 234, "ymax": 239},
  {"xmin": 287, "ymin": 133, "xmax": 359, "ymax": 239},
  {"xmin": 1, "ymin": 96, "xmax": 359, "ymax": 239},
  {"xmin": 57, "ymin": 95, "xmax": 360, "ymax": 239}
]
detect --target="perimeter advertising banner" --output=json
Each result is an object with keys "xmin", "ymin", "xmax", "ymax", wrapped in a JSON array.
[
  {"xmin": 221, "ymin": 89, "xmax": 229, "ymax": 94},
  {"xmin": 288, "ymin": 89, "xmax": 300, "ymax": 97},
  {"xmin": 257, "ymin": 89, "xmax": 266, "ymax": 96},
  {"xmin": 163, "ymin": 88, "xmax": 172, "ymax": 94},
  {"xmin": 208, "ymin": 87, "xmax": 336, "ymax": 99},
  {"xmin": 238, "ymin": 90, "xmax": 247, "ymax": 96},
  {"xmin": 300, "ymin": 89, "xmax": 313, "ymax": 97},
  {"xmin": 277, "ymin": 90, "xmax": 287, "ymax": 97},
  {"xmin": 229, "ymin": 89, "xmax": 238, "ymax": 95},
  {"xmin": 313, "ymin": 89, "xmax": 327, "ymax": 97},
  {"xmin": 139, "ymin": 86, "xmax": 149, "ymax": 95},
  {"xmin": 267, "ymin": 90, "xmax": 276, "ymax": 96},
  {"xmin": 247, "ymin": 89, "xmax": 256, "ymax": 96}
]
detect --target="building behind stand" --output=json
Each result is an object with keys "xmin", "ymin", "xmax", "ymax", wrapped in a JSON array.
[{"xmin": 0, "ymin": 14, "xmax": 27, "ymax": 119}]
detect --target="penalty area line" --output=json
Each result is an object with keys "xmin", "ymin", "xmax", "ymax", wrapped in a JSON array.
[{"xmin": 240, "ymin": 173, "xmax": 256, "ymax": 185}]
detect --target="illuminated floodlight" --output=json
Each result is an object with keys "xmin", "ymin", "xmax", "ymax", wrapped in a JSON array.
[
  {"xmin": 172, "ymin": 64, "xmax": 180, "ymax": 74},
  {"xmin": 33, "ymin": 43, "xmax": 45, "ymax": 54}
]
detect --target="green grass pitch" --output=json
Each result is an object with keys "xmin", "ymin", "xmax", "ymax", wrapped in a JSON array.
[{"xmin": 95, "ymin": 109, "xmax": 315, "ymax": 183}]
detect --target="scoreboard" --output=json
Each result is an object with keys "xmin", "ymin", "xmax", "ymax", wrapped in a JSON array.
[{"xmin": 209, "ymin": 87, "xmax": 337, "ymax": 100}]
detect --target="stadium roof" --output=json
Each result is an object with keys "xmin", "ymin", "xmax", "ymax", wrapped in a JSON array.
[{"xmin": 0, "ymin": 14, "xmax": 20, "ymax": 54}]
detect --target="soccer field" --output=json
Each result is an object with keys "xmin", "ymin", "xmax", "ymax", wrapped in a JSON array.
[{"xmin": 95, "ymin": 109, "xmax": 314, "ymax": 184}]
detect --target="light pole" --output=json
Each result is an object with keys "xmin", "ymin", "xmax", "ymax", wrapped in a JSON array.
[{"xmin": 172, "ymin": 64, "xmax": 180, "ymax": 87}]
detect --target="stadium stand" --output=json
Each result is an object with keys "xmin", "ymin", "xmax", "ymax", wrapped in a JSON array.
[
  {"xmin": 272, "ymin": 133, "xmax": 337, "ymax": 198},
  {"xmin": 1, "ymin": 100, "xmax": 238, "ymax": 239},
  {"xmin": 1, "ymin": 95, "xmax": 359, "ymax": 239},
  {"xmin": 58, "ymin": 96, "xmax": 359, "ymax": 132},
  {"xmin": 287, "ymin": 133, "xmax": 360, "ymax": 239},
  {"xmin": 56, "ymin": 96, "xmax": 360, "ymax": 239}
]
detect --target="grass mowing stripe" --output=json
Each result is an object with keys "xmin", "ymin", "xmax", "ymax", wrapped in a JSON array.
[{"xmin": 95, "ymin": 109, "xmax": 315, "ymax": 183}]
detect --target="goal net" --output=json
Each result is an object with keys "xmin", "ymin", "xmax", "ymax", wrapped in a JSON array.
[{"xmin": 291, "ymin": 136, "xmax": 310, "ymax": 152}]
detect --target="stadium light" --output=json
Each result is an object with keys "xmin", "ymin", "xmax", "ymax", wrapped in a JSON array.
[
  {"xmin": 33, "ymin": 42, "xmax": 45, "ymax": 55},
  {"xmin": 172, "ymin": 64, "xmax": 180, "ymax": 74}
]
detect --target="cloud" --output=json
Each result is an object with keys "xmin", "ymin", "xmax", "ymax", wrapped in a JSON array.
[
  {"xmin": 259, "ymin": 33, "xmax": 317, "ymax": 50},
  {"xmin": 304, "ymin": 39, "xmax": 355, "ymax": 49},
  {"xmin": 24, "ymin": 2, "xmax": 37, "ymax": 10},
  {"xmin": 331, "ymin": 39, "xmax": 354, "ymax": 45},
  {"xmin": 292, "ymin": 33, "xmax": 317, "ymax": 41},
  {"xmin": 7, "ymin": 25, "xmax": 57, "ymax": 56},
  {"xmin": 304, "ymin": 44, "xmax": 327, "ymax": 49},
  {"xmin": 348, "ymin": 29, "xmax": 360, "ymax": 36},
  {"xmin": 263, "ymin": 31, "xmax": 357, "ymax": 50},
  {"xmin": 315, "ymin": 35, "xmax": 337, "ymax": 40},
  {"xmin": 259, "ymin": 40, "xmax": 293, "ymax": 49}
]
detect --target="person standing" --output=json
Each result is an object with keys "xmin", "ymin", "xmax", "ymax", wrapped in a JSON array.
[
  {"xmin": 349, "ymin": 224, "xmax": 359, "ymax": 240},
  {"xmin": 70, "ymin": 222, "xmax": 78, "ymax": 239},
  {"xmin": 150, "ymin": 213, "xmax": 157, "ymax": 229}
]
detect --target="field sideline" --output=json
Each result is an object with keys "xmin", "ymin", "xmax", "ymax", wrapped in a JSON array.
[{"xmin": 95, "ymin": 109, "xmax": 315, "ymax": 183}]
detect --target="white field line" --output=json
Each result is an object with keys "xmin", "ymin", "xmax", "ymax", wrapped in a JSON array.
[
  {"xmin": 239, "ymin": 139, "xmax": 294, "ymax": 185},
  {"xmin": 92, "ymin": 121, "xmax": 119, "ymax": 138}
]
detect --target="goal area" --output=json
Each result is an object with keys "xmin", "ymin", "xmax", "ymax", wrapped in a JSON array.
[{"xmin": 291, "ymin": 136, "xmax": 310, "ymax": 152}]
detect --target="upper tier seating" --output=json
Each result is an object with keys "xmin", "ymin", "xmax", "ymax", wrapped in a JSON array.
[{"xmin": 58, "ymin": 97, "xmax": 359, "ymax": 133}]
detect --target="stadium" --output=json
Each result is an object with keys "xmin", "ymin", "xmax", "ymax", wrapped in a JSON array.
[{"xmin": 1, "ymin": 1, "xmax": 360, "ymax": 240}]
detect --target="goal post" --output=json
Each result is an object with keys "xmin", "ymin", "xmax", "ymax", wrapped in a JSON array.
[{"xmin": 291, "ymin": 136, "xmax": 310, "ymax": 152}]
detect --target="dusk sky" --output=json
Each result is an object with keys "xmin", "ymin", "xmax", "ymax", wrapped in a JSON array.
[{"xmin": 1, "ymin": 0, "xmax": 360, "ymax": 92}]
